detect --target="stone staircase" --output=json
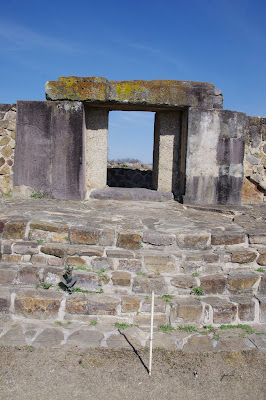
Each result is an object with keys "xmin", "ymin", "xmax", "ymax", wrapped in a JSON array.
[{"xmin": 0, "ymin": 198, "xmax": 265, "ymax": 350}]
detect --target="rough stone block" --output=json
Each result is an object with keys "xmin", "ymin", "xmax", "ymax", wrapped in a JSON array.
[
  {"xmin": 227, "ymin": 273, "xmax": 259, "ymax": 293},
  {"xmin": 106, "ymin": 250, "xmax": 135, "ymax": 258},
  {"xmin": 133, "ymin": 313, "xmax": 167, "ymax": 327},
  {"xmin": 202, "ymin": 253, "xmax": 220, "ymax": 263},
  {"xmin": 257, "ymin": 248, "xmax": 266, "ymax": 266},
  {"xmin": 121, "ymin": 296, "xmax": 141, "ymax": 313},
  {"xmin": 257, "ymin": 297, "xmax": 266, "ymax": 323},
  {"xmin": 40, "ymin": 245, "xmax": 65, "ymax": 258},
  {"xmin": 0, "ymin": 288, "xmax": 10, "ymax": 311},
  {"xmin": 33, "ymin": 329, "xmax": 64, "ymax": 347},
  {"xmin": 47, "ymin": 256, "xmax": 63, "ymax": 266},
  {"xmin": 200, "ymin": 275, "xmax": 226, "ymax": 294},
  {"xmin": 91, "ymin": 257, "xmax": 114, "ymax": 271},
  {"xmin": 13, "ymin": 242, "xmax": 39, "ymax": 255},
  {"xmin": 203, "ymin": 297, "xmax": 237, "ymax": 324},
  {"xmin": 116, "ymin": 232, "xmax": 142, "ymax": 250},
  {"xmin": 144, "ymin": 255, "xmax": 175, "ymax": 273},
  {"xmin": 31, "ymin": 255, "xmax": 47, "ymax": 264},
  {"xmin": 174, "ymin": 298, "xmax": 203, "ymax": 322},
  {"xmin": 111, "ymin": 271, "xmax": 131, "ymax": 286},
  {"xmin": 67, "ymin": 330, "xmax": 104, "ymax": 348},
  {"xmin": 14, "ymin": 290, "xmax": 63, "ymax": 318},
  {"xmin": 0, "ymin": 220, "xmax": 6, "ymax": 233},
  {"xmin": 1, "ymin": 254, "xmax": 23, "ymax": 262},
  {"xmin": 211, "ymin": 230, "xmax": 245, "ymax": 245},
  {"xmin": 17, "ymin": 266, "xmax": 40, "ymax": 285},
  {"xmin": 78, "ymin": 247, "xmax": 104, "ymax": 257},
  {"xmin": 0, "ymin": 265, "xmax": 17, "ymax": 284},
  {"xmin": 3, "ymin": 221, "xmax": 28, "ymax": 239},
  {"xmin": 118, "ymin": 259, "xmax": 142, "ymax": 272},
  {"xmin": 229, "ymin": 296, "xmax": 255, "ymax": 321},
  {"xmin": 66, "ymin": 256, "xmax": 87, "ymax": 266},
  {"xmin": 132, "ymin": 275, "xmax": 167, "ymax": 295},
  {"xmin": 176, "ymin": 232, "xmax": 210, "ymax": 249},
  {"xmin": 183, "ymin": 335, "xmax": 213, "ymax": 352},
  {"xmin": 66, "ymin": 295, "xmax": 87, "ymax": 314},
  {"xmin": 258, "ymin": 275, "xmax": 266, "ymax": 295},
  {"xmin": 30, "ymin": 221, "xmax": 68, "ymax": 233},
  {"xmin": 99, "ymin": 230, "xmax": 115, "ymax": 246},
  {"xmin": 69, "ymin": 227, "xmax": 100, "ymax": 245},
  {"xmin": 87, "ymin": 295, "xmax": 120, "ymax": 315},
  {"xmin": 73, "ymin": 272, "xmax": 101, "ymax": 291},
  {"xmin": 249, "ymin": 233, "xmax": 266, "ymax": 245},
  {"xmin": 0, "ymin": 326, "xmax": 27, "ymax": 346},
  {"xmin": 215, "ymin": 337, "xmax": 254, "ymax": 352},
  {"xmin": 231, "ymin": 249, "xmax": 257, "ymax": 264},
  {"xmin": 141, "ymin": 297, "xmax": 167, "ymax": 313},
  {"xmin": 143, "ymin": 232, "xmax": 174, "ymax": 246},
  {"xmin": 106, "ymin": 333, "xmax": 141, "ymax": 349},
  {"xmin": 170, "ymin": 276, "xmax": 196, "ymax": 290}
]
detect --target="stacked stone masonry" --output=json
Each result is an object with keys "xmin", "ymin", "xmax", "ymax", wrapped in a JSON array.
[
  {"xmin": 0, "ymin": 104, "xmax": 16, "ymax": 196},
  {"xmin": 0, "ymin": 199, "xmax": 265, "ymax": 349}
]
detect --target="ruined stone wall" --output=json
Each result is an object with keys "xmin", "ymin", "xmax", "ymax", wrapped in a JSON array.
[
  {"xmin": 107, "ymin": 162, "xmax": 153, "ymax": 189},
  {"xmin": 0, "ymin": 104, "xmax": 16, "ymax": 196},
  {"xmin": 242, "ymin": 116, "xmax": 266, "ymax": 202}
]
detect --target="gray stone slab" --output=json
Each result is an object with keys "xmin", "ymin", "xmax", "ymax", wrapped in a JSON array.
[{"xmin": 90, "ymin": 187, "xmax": 173, "ymax": 201}]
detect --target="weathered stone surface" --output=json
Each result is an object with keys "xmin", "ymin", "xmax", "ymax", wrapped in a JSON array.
[
  {"xmin": 231, "ymin": 249, "xmax": 257, "ymax": 264},
  {"xmin": 13, "ymin": 242, "xmax": 39, "ymax": 255},
  {"xmin": 69, "ymin": 227, "xmax": 100, "ymax": 245},
  {"xmin": 229, "ymin": 296, "xmax": 255, "ymax": 321},
  {"xmin": 173, "ymin": 298, "xmax": 202, "ymax": 322},
  {"xmin": 0, "ymin": 220, "xmax": 6, "ymax": 233},
  {"xmin": 78, "ymin": 247, "xmax": 104, "ymax": 257},
  {"xmin": 144, "ymin": 255, "xmax": 175, "ymax": 273},
  {"xmin": 183, "ymin": 335, "xmax": 213, "ymax": 352},
  {"xmin": 66, "ymin": 295, "xmax": 87, "ymax": 314},
  {"xmin": 242, "ymin": 177, "xmax": 264, "ymax": 203},
  {"xmin": 118, "ymin": 259, "xmax": 142, "ymax": 272},
  {"xmin": 0, "ymin": 267, "xmax": 17, "ymax": 284},
  {"xmin": 203, "ymin": 297, "xmax": 237, "ymax": 324},
  {"xmin": 202, "ymin": 253, "xmax": 220, "ymax": 263},
  {"xmin": 133, "ymin": 313, "xmax": 167, "ymax": 327},
  {"xmin": 0, "ymin": 326, "xmax": 27, "ymax": 346},
  {"xmin": 211, "ymin": 230, "xmax": 245, "ymax": 245},
  {"xmin": 67, "ymin": 329, "xmax": 104, "ymax": 347},
  {"xmin": 99, "ymin": 230, "xmax": 115, "ymax": 246},
  {"xmin": 249, "ymin": 233, "xmax": 266, "ymax": 245},
  {"xmin": 91, "ymin": 257, "xmax": 114, "ymax": 271},
  {"xmin": 132, "ymin": 276, "xmax": 167, "ymax": 295},
  {"xmin": 111, "ymin": 271, "xmax": 131, "ymax": 286},
  {"xmin": 30, "ymin": 221, "xmax": 68, "ymax": 233},
  {"xmin": 200, "ymin": 275, "xmax": 226, "ymax": 294},
  {"xmin": 14, "ymin": 290, "xmax": 63, "ymax": 318},
  {"xmin": 121, "ymin": 296, "xmax": 141, "ymax": 313},
  {"xmin": 106, "ymin": 333, "xmax": 141, "ymax": 349},
  {"xmin": 17, "ymin": 266, "xmax": 40, "ymax": 285},
  {"xmin": 87, "ymin": 295, "xmax": 120, "ymax": 315},
  {"xmin": 227, "ymin": 273, "xmax": 259, "ymax": 292},
  {"xmin": 257, "ymin": 248, "xmax": 266, "ymax": 266},
  {"xmin": 45, "ymin": 77, "xmax": 223, "ymax": 109},
  {"xmin": 33, "ymin": 329, "xmax": 64, "ymax": 347},
  {"xmin": 215, "ymin": 337, "xmax": 254, "ymax": 351},
  {"xmin": 1, "ymin": 254, "xmax": 23, "ymax": 262},
  {"xmin": 66, "ymin": 256, "xmax": 87, "ymax": 266},
  {"xmin": 0, "ymin": 288, "xmax": 10, "ymax": 311},
  {"xmin": 106, "ymin": 250, "xmax": 135, "ymax": 258},
  {"xmin": 151, "ymin": 332, "xmax": 177, "ymax": 349},
  {"xmin": 40, "ymin": 245, "xmax": 65, "ymax": 258},
  {"xmin": 116, "ymin": 232, "xmax": 142, "ymax": 250},
  {"xmin": 176, "ymin": 232, "xmax": 210, "ymax": 249},
  {"xmin": 3, "ymin": 221, "xmax": 27, "ymax": 239},
  {"xmin": 258, "ymin": 275, "xmax": 266, "ymax": 295},
  {"xmin": 47, "ymin": 256, "xmax": 63, "ymax": 266},
  {"xmin": 73, "ymin": 272, "xmax": 101, "ymax": 291},
  {"xmin": 143, "ymin": 232, "xmax": 174, "ymax": 246},
  {"xmin": 257, "ymin": 296, "xmax": 266, "ymax": 323},
  {"xmin": 170, "ymin": 276, "xmax": 196, "ymax": 289},
  {"xmin": 91, "ymin": 187, "xmax": 174, "ymax": 201},
  {"xmin": 141, "ymin": 297, "xmax": 166, "ymax": 313}
]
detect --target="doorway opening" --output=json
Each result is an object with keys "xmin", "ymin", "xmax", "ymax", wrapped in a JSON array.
[{"xmin": 107, "ymin": 111, "xmax": 155, "ymax": 189}]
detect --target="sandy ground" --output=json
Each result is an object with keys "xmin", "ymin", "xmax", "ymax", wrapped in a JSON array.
[{"xmin": 0, "ymin": 346, "xmax": 265, "ymax": 400}]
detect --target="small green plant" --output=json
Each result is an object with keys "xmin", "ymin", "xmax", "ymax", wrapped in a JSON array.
[
  {"xmin": 30, "ymin": 192, "xmax": 44, "ymax": 199},
  {"xmin": 66, "ymin": 321, "xmax": 72, "ymax": 325},
  {"xmin": 95, "ymin": 269, "xmax": 105, "ymax": 275},
  {"xmin": 191, "ymin": 286, "xmax": 204, "ymax": 296},
  {"xmin": 161, "ymin": 294, "xmax": 173, "ymax": 303},
  {"xmin": 204, "ymin": 325, "xmax": 216, "ymax": 333},
  {"xmin": 137, "ymin": 271, "xmax": 145, "ymax": 275},
  {"xmin": 115, "ymin": 322, "xmax": 132, "ymax": 330},
  {"xmin": 256, "ymin": 268, "xmax": 265, "ymax": 273},
  {"xmin": 192, "ymin": 272, "xmax": 200, "ymax": 277},
  {"xmin": 71, "ymin": 287, "xmax": 104, "ymax": 294},
  {"xmin": 220, "ymin": 324, "xmax": 254, "ymax": 334},
  {"xmin": 158, "ymin": 324, "xmax": 175, "ymax": 332},
  {"xmin": 178, "ymin": 325, "xmax": 198, "ymax": 332},
  {"xmin": 144, "ymin": 295, "xmax": 150, "ymax": 299},
  {"xmin": 73, "ymin": 266, "xmax": 91, "ymax": 271},
  {"xmin": 42, "ymin": 282, "xmax": 52, "ymax": 290},
  {"xmin": 138, "ymin": 244, "xmax": 143, "ymax": 249},
  {"xmin": 89, "ymin": 320, "xmax": 97, "ymax": 326},
  {"xmin": 36, "ymin": 239, "xmax": 44, "ymax": 244},
  {"xmin": 121, "ymin": 164, "xmax": 128, "ymax": 168},
  {"xmin": 55, "ymin": 321, "xmax": 63, "ymax": 326}
]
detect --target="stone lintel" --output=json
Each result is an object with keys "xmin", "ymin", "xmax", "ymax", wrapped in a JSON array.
[{"xmin": 45, "ymin": 77, "xmax": 223, "ymax": 109}]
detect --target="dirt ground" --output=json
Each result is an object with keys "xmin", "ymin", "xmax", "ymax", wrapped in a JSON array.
[{"xmin": 0, "ymin": 346, "xmax": 265, "ymax": 400}]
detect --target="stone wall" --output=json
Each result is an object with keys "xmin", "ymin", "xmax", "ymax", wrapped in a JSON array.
[
  {"xmin": 0, "ymin": 104, "xmax": 16, "ymax": 196},
  {"xmin": 242, "ymin": 117, "xmax": 266, "ymax": 202},
  {"xmin": 107, "ymin": 162, "xmax": 152, "ymax": 189}
]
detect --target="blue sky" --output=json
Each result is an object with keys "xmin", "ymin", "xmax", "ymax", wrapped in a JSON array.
[{"xmin": 1, "ymin": 0, "xmax": 265, "ymax": 163}]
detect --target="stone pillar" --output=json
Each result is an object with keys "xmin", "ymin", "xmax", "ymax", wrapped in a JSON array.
[
  {"xmin": 14, "ymin": 101, "xmax": 85, "ymax": 200},
  {"xmin": 184, "ymin": 108, "xmax": 247, "ymax": 205},
  {"xmin": 84, "ymin": 107, "xmax": 109, "ymax": 195},
  {"xmin": 153, "ymin": 111, "xmax": 182, "ymax": 194}
]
